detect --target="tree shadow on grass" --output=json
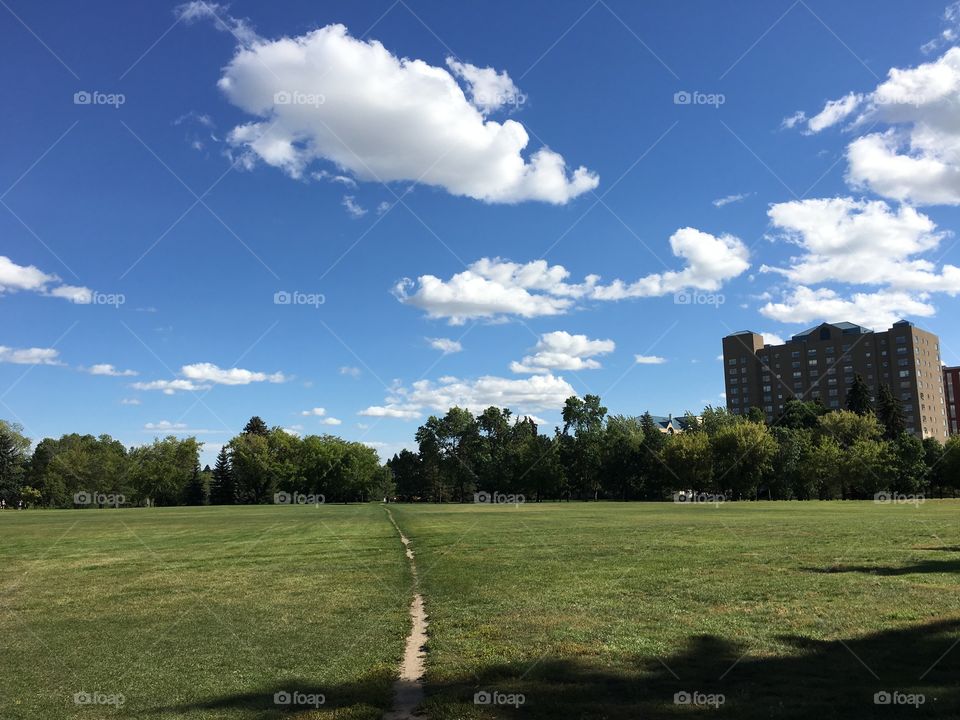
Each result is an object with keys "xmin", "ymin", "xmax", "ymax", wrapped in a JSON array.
[
  {"xmin": 147, "ymin": 620, "xmax": 960, "ymax": 719},
  {"xmin": 144, "ymin": 670, "xmax": 393, "ymax": 719},
  {"xmin": 427, "ymin": 619, "xmax": 960, "ymax": 719},
  {"xmin": 808, "ymin": 559, "xmax": 960, "ymax": 575}
]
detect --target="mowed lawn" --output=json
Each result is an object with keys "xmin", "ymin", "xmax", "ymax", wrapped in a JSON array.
[
  {"xmin": 0, "ymin": 505, "xmax": 411, "ymax": 720},
  {"xmin": 389, "ymin": 501, "xmax": 960, "ymax": 719},
  {"xmin": 3, "ymin": 503, "xmax": 960, "ymax": 719}
]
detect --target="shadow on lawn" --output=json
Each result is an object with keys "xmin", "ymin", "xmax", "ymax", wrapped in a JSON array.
[
  {"xmin": 149, "ymin": 620, "xmax": 960, "ymax": 719},
  {"xmin": 810, "ymin": 558, "xmax": 960, "ymax": 575}
]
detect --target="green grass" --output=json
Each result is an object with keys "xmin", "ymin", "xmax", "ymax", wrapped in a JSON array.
[
  {"xmin": 389, "ymin": 501, "xmax": 960, "ymax": 719},
  {"xmin": 3, "ymin": 502, "xmax": 960, "ymax": 718},
  {"xmin": 0, "ymin": 505, "xmax": 411, "ymax": 719}
]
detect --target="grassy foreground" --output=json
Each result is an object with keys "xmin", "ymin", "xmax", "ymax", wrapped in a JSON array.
[
  {"xmin": 2, "ymin": 501, "xmax": 960, "ymax": 718},
  {"xmin": 390, "ymin": 501, "xmax": 960, "ymax": 719},
  {"xmin": 0, "ymin": 505, "xmax": 410, "ymax": 719}
]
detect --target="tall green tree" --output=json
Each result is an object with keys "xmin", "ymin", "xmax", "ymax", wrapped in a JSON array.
[
  {"xmin": 0, "ymin": 420, "xmax": 30, "ymax": 506},
  {"xmin": 711, "ymin": 420, "xmax": 777, "ymax": 499},
  {"xmin": 846, "ymin": 374, "xmax": 873, "ymax": 416},
  {"xmin": 183, "ymin": 461, "xmax": 207, "ymax": 505},
  {"xmin": 561, "ymin": 395, "xmax": 607, "ymax": 500},
  {"xmin": 242, "ymin": 416, "xmax": 270, "ymax": 437},
  {"xmin": 209, "ymin": 446, "xmax": 235, "ymax": 504},
  {"xmin": 876, "ymin": 384, "xmax": 906, "ymax": 440}
]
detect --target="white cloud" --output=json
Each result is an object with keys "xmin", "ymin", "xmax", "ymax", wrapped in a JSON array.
[
  {"xmin": 210, "ymin": 23, "xmax": 597, "ymax": 203},
  {"xmin": 120, "ymin": 397, "xmax": 141, "ymax": 406},
  {"xmin": 181, "ymin": 362, "xmax": 287, "ymax": 385},
  {"xmin": 339, "ymin": 366, "xmax": 361, "ymax": 377},
  {"xmin": 397, "ymin": 228, "xmax": 749, "ymax": 324},
  {"xmin": 634, "ymin": 355, "xmax": 666, "ymax": 365},
  {"xmin": 0, "ymin": 346, "xmax": 62, "ymax": 365},
  {"xmin": 0, "ymin": 256, "xmax": 56, "ymax": 293},
  {"xmin": 144, "ymin": 421, "xmax": 187, "ymax": 431},
  {"xmin": 804, "ymin": 92, "xmax": 863, "ymax": 133},
  {"xmin": 761, "ymin": 332, "xmax": 786, "ymax": 346},
  {"xmin": 762, "ymin": 197, "xmax": 958, "ymax": 291},
  {"xmin": 445, "ymin": 58, "xmax": 524, "ymax": 114},
  {"xmin": 510, "ymin": 331, "xmax": 614, "ymax": 373},
  {"xmin": 395, "ymin": 258, "xmax": 583, "ymax": 325},
  {"xmin": 712, "ymin": 192, "xmax": 752, "ymax": 207},
  {"xmin": 86, "ymin": 363, "xmax": 138, "ymax": 377},
  {"xmin": 590, "ymin": 228, "xmax": 750, "ymax": 299},
  {"xmin": 131, "ymin": 379, "xmax": 211, "ymax": 395},
  {"xmin": 176, "ymin": 1, "xmax": 259, "ymax": 47},
  {"xmin": 341, "ymin": 195, "xmax": 367, "ymax": 218},
  {"xmin": 47, "ymin": 285, "xmax": 95, "ymax": 304},
  {"xmin": 921, "ymin": 2, "xmax": 960, "ymax": 54},
  {"xmin": 759, "ymin": 286, "xmax": 936, "ymax": 331},
  {"xmin": 0, "ymin": 255, "xmax": 94, "ymax": 303},
  {"xmin": 428, "ymin": 337, "xmax": 463, "ymax": 354},
  {"xmin": 299, "ymin": 409, "xmax": 342, "ymax": 425},
  {"xmin": 394, "ymin": 373, "xmax": 576, "ymax": 415},
  {"xmin": 794, "ymin": 47, "xmax": 960, "ymax": 205},
  {"xmin": 781, "ymin": 110, "xmax": 807, "ymax": 130},
  {"xmin": 358, "ymin": 404, "xmax": 422, "ymax": 420}
]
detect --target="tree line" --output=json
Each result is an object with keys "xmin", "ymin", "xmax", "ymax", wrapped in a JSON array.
[
  {"xmin": 387, "ymin": 381, "xmax": 960, "ymax": 502},
  {"xmin": 0, "ymin": 417, "xmax": 388, "ymax": 508},
  {"xmin": 2, "ymin": 375, "xmax": 959, "ymax": 508}
]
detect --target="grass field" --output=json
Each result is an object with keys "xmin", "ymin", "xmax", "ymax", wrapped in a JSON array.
[{"xmin": 2, "ymin": 502, "xmax": 959, "ymax": 718}]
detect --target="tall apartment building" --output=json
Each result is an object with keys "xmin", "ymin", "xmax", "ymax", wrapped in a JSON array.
[
  {"xmin": 945, "ymin": 367, "xmax": 960, "ymax": 436},
  {"xmin": 722, "ymin": 320, "xmax": 949, "ymax": 441}
]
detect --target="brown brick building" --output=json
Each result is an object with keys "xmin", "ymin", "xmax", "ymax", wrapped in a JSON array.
[
  {"xmin": 722, "ymin": 321, "xmax": 949, "ymax": 441},
  {"xmin": 945, "ymin": 366, "xmax": 960, "ymax": 436}
]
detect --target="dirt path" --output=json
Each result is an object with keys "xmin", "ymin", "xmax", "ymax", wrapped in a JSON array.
[{"xmin": 383, "ymin": 507, "xmax": 428, "ymax": 720}]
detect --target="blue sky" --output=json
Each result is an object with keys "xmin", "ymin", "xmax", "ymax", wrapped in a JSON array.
[{"xmin": 3, "ymin": 0, "xmax": 960, "ymax": 465}]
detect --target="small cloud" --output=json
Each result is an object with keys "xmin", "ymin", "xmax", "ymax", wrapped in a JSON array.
[
  {"xmin": 0, "ymin": 346, "xmax": 63, "ymax": 365},
  {"xmin": 120, "ymin": 397, "xmax": 141, "ymax": 406},
  {"xmin": 319, "ymin": 417, "xmax": 342, "ymax": 426},
  {"xmin": 144, "ymin": 420, "xmax": 187, "ymax": 430},
  {"xmin": 376, "ymin": 201, "xmax": 392, "ymax": 215},
  {"xmin": 428, "ymin": 337, "xmax": 462, "ymax": 354},
  {"xmin": 712, "ymin": 192, "xmax": 753, "ymax": 208},
  {"xmin": 358, "ymin": 404, "xmax": 421, "ymax": 420},
  {"xmin": 300, "ymin": 407, "xmax": 327, "ymax": 416},
  {"xmin": 340, "ymin": 366, "xmax": 361, "ymax": 377},
  {"xmin": 342, "ymin": 195, "xmax": 367, "ymax": 218},
  {"xmin": 781, "ymin": 110, "xmax": 806, "ymax": 130},
  {"xmin": 634, "ymin": 355, "xmax": 667, "ymax": 365},
  {"xmin": 86, "ymin": 363, "xmax": 138, "ymax": 377}
]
